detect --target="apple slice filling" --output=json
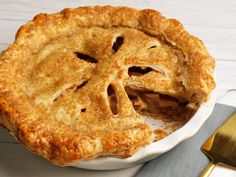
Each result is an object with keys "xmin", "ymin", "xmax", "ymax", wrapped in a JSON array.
[{"xmin": 124, "ymin": 86, "xmax": 196, "ymax": 121}]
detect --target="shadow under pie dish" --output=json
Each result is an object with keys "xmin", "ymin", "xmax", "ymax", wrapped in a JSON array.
[{"xmin": 0, "ymin": 6, "xmax": 215, "ymax": 168}]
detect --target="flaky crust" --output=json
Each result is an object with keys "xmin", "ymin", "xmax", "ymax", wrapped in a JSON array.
[{"xmin": 0, "ymin": 6, "xmax": 215, "ymax": 165}]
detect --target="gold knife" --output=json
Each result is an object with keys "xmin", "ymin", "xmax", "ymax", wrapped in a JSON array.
[{"xmin": 200, "ymin": 112, "xmax": 236, "ymax": 177}]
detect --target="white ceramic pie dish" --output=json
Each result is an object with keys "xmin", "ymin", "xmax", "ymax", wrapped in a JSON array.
[{"xmin": 71, "ymin": 90, "xmax": 216, "ymax": 170}]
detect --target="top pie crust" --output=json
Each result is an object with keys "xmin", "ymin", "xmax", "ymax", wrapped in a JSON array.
[{"xmin": 0, "ymin": 6, "xmax": 215, "ymax": 165}]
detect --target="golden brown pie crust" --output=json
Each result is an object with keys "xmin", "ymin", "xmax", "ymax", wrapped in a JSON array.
[{"xmin": 0, "ymin": 6, "xmax": 215, "ymax": 165}]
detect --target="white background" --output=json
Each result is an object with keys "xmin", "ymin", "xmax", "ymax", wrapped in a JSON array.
[{"xmin": 0, "ymin": 0, "xmax": 236, "ymax": 177}]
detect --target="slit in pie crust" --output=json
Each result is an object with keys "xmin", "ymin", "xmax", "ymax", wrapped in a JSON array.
[{"xmin": 0, "ymin": 6, "xmax": 215, "ymax": 165}]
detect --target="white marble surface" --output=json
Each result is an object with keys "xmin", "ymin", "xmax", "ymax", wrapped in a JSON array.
[{"xmin": 0, "ymin": 0, "xmax": 236, "ymax": 177}]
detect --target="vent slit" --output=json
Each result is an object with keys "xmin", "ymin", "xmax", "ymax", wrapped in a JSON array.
[
  {"xmin": 81, "ymin": 108, "xmax": 86, "ymax": 112},
  {"xmin": 52, "ymin": 80, "xmax": 89, "ymax": 102},
  {"xmin": 75, "ymin": 80, "xmax": 89, "ymax": 92},
  {"xmin": 75, "ymin": 52, "xmax": 98, "ymax": 63},
  {"xmin": 149, "ymin": 46, "xmax": 157, "ymax": 49},
  {"xmin": 112, "ymin": 36, "xmax": 124, "ymax": 53},
  {"xmin": 107, "ymin": 85, "xmax": 118, "ymax": 115},
  {"xmin": 128, "ymin": 66, "xmax": 153, "ymax": 76}
]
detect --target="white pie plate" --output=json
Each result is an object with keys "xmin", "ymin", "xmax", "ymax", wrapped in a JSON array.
[{"xmin": 71, "ymin": 90, "xmax": 216, "ymax": 170}]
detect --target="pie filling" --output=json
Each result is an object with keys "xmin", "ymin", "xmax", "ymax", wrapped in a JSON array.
[{"xmin": 125, "ymin": 86, "xmax": 196, "ymax": 121}]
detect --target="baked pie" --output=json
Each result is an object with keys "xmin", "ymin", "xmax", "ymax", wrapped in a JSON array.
[{"xmin": 0, "ymin": 6, "xmax": 215, "ymax": 165}]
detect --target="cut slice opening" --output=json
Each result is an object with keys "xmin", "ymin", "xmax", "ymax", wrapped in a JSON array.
[
  {"xmin": 107, "ymin": 85, "xmax": 118, "ymax": 115},
  {"xmin": 125, "ymin": 86, "xmax": 196, "ymax": 121}
]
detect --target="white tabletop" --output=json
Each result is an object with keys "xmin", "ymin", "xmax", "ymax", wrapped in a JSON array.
[{"xmin": 0, "ymin": 0, "xmax": 236, "ymax": 177}]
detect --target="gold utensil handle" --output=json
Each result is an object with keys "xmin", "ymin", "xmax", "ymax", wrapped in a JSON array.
[{"xmin": 199, "ymin": 161, "xmax": 216, "ymax": 177}]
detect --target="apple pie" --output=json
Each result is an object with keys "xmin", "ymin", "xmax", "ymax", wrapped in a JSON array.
[{"xmin": 0, "ymin": 6, "xmax": 215, "ymax": 165}]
